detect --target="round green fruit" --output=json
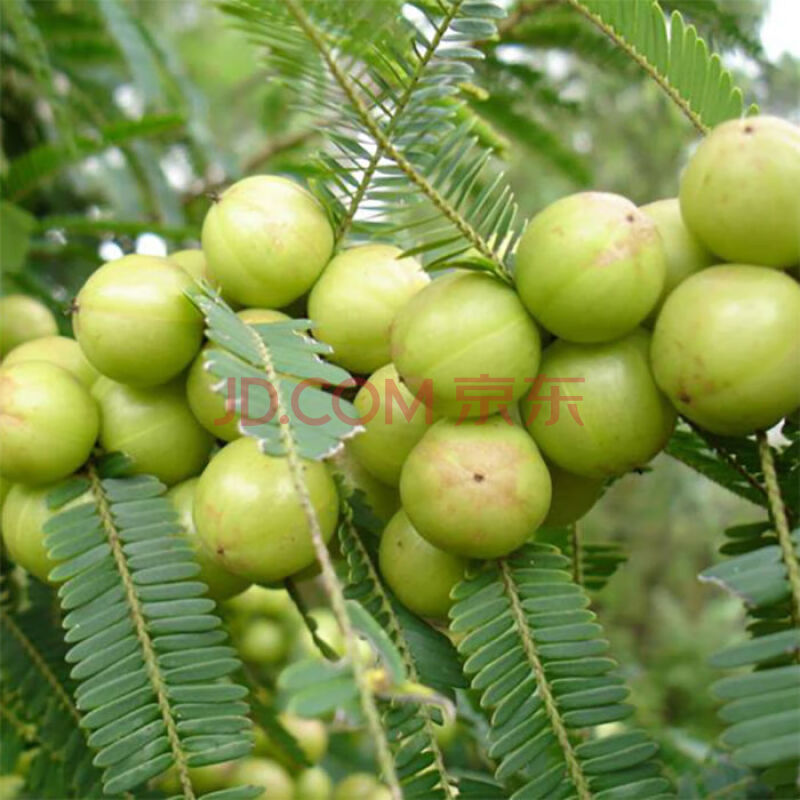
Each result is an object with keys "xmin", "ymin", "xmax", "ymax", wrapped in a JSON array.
[
  {"xmin": 515, "ymin": 192, "xmax": 666, "ymax": 343},
  {"xmin": 333, "ymin": 775, "xmax": 389, "ymax": 800},
  {"xmin": 231, "ymin": 758, "xmax": 294, "ymax": 800},
  {"xmin": 0, "ymin": 477, "xmax": 11, "ymax": 536},
  {"xmin": 295, "ymin": 767, "xmax": 333, "ymax": 800},
  {"xmin": 379, "ymin": 509, "xmax": 466, "ymax": 618},
  {"xmin": 167, "ymin": 478, "xmax": 249, "ymax": 601},
  {"xmin": 225, "ymin": 584, "xmax": 293, "ymax": 619},
  {"xmin": 543, "ymin": 464, "xmax": 605, "ymax": 527},
  {"xmin": 391, "ymin": 271, "xmax": 541, "ymax": 418},
  {"xmin": 3, "ymin": 335, "xmax": 99, "ymax": 388},
  {"xmin": 0, "ymin": 362, "xmax": 99, "ymax": 484},
  {"xmin": 169, "ymin": 248, "xmax": 207, "ymax": 281},
  {"xmin": 73, "ymin": 254, "xmax": 204, "ymax": 386},
  {"xmin": 400, "ymin": 416, "xmax": 551, "ymax": 558},
  {"xmin": 349, "ymin": 364, "xmax": 433, "ymax": 487},
  {"xmin": 329, "ymin": 443, "xmax": 400, "ymax": 523},
  {"xmin": 308, "ymin": 245, "xmax": 429, "ymax": 373},
  {"xmin": 522, "ymin": 330, "xmax": 676, "ymax": 478},
  {"xmin": 92, "ymin": 377, "xmax": 213, "ymax": 485},
  {"xmin": 271, "ymin": 714, "xmax": 328, "ymax": 765},
  {"xmin": 1, "ymin": 482, "xmax": 90, "ymax": 583},
  {"xmin": 0, "ymin": 295, "xmax": 58, "ymax": 358},
  {"xmin": 186, "ymin": 308, "xmax": 288, "ymax": 441},
  {"xmin": 238, "ymin": 618, "xmax": 288, "ymax": 664},
  {"xmin": 679, "ymin": 115, "xmax": 800, "ymax": 267},
  {"xmin": 639, "ymin": 198, "xmax": 715, "ymax": 324},
  {"xmin": 201, "ymin": 175, "xmax": 334, "ymax": 308},
  {"xmin": 651, "ymin": 265, "xmax": 800, "ymax": 436},
  {"xmin": 193, "ymin": 437, "xmax": 339, "ymax": 584}
]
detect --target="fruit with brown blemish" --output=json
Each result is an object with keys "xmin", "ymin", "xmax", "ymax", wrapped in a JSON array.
[
  {"xmin": 193, "ymin": 437, "xmax": 339, "ymax": 584},
  {"xmin": 399, "ymin": 416, "xmax": 551, "ymax": 558},
  {"xmin": 0, "ymin": 295, "xmax": 59, "ymax": 358},
  {"xmin": 522, "ymin": 330, "xmax": 676, "ymax": 478},
  {"xmin": 679, "ymin": 115, "xmax": 800, "ymax": 267},
  {"xmin": 0, "ymin": 362, "xmax": 99, "ymax": 484},
  {"xmin": 515, "ymin": 192, "xmax": 666, "ymax": 343},
  {"xmin": 651, "ymin": 265, "xmax": 800, "ymax": 436},
  {"xmin": 3, "ymin": 335, "xmax": 100, "ymax": 388}
]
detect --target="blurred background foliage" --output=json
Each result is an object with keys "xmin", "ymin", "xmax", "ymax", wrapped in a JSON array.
[{"xmin": 1, "ymin": 0, "xmax": 798, "ymax": 790}]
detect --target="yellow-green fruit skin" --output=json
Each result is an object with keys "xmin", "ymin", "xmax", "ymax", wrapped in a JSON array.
[
  {"xmin": 186, "ymin": 307, "xmax": 289, "ymax": 441},
  {"xmin": 391, "ymin": 271, "xmax": 541, "ymax": 418},
  {"xmin": 679, "ymin": 116, "xmax": 800, "ymax": 268},
  {"xmin": 308, "ymin": 245, "xmax": 429, "ymax": 373},
  {"xmin": 0, "ymin": 362, "xmax": 99, "ymax": 484},
  {"xmin": 3, "ymin": 335, "xmax": 100, "ymax": 388},
  {"xmin": 543, "ymin": 464, "xmax": 604, "ymax": 527},
  {"xmin": 201, "ymin": 175, "xmax": 334, "ymax": 308},
  {"xmin": 515, "ymin": 192, "xmax": 666, "ymax": 343},
  {"xmin": 639, "ymin": 198, "xmax": 715, "ymax": 324},
  {"xmin": 522, "ymin": 330, "xmax": 676, "ymax": 478},
  {"xmin": 379, "ymin": 509, "xmax": 466, "ymax": 618},
  {"xmin": 231, "ymin": 758, "xmax": 294, "ymax": 800},
  {"xmin": 1, "ymin": 483, "xmax": 90, "ymax": 583},
  {"xmin": 349, "ymin": 364, "xmax": 433, "ymax": 487},
  {"xmin": 238, "ymin": 618, "xmax": 288, "ymax": 663},
  {"xmin": 257, "ymin": 714, "xmax": 328, "ymax": 766},
  {"xmin": 92, "ymin": 377, "xmax": 213, "ymax": 486},
  {"xmin": 400, "ymin": 416, "xmax": 552, "ymax": 559},
  {"xmin": 295, "ymin": 767, "xmax": 333, "ymax": 800},
  {"xmin": 167, "ymin": 478, "xmax": 249, "ymax": 601},
  {"xmin": 171, "ymin": 248, "xmax": 241, "ymax": 308},
  {"xmin": 333, "ymin": 775, "xmax": 390, "ymax": 800},
  {"xmin": 329, "ymin": 444, "xmax": 400, "ymax": 523},
  {"xmin": 0, "ymin": 295, "xmax": 58, "ymax": 358},
  {"xmin": 73, "ymin": 254, "xmax": 203, "ymax": 386},
  {"xmin": 0, "ymin": 477, "xmax": 11, "ymax": 537},
  {"xmin": 193, "ymin": 437, "xmax": 339, "ymax": 584},
  {"xmin": 651, "ymin": 265, "xmax": 800, "ymax": 436}
]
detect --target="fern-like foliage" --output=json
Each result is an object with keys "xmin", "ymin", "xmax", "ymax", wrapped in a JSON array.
[
  {"xmin": 41, "ymin": 463, "xmax": 257, "ymax": 799},
  {"xmin": 221, "ymin": 0, "xmax": 519, "ymax": 278},
  {"xmin": 566, "ymin": 0, "xmax": 753, "ymax": 133},
  {"xmin": 450, "ymin": 543, "xmax": 672, "ymax": 799}
]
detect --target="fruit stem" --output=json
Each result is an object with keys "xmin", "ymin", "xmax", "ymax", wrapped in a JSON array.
[{"xmin": 757, "ymin": 433, "xmax": 800, "ymax": 628}]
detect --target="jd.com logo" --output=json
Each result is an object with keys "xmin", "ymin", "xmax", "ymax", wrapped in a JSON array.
[{"xmin": 213, "ymin": 374, "xmax": 585, "ymax": 428}]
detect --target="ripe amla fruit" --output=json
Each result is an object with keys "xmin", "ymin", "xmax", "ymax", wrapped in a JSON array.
[
  {"xmin": 651, "ymin": 265, "xmax": 800, "ymax": 436},
  {"xmin": 295, "ymin": 767, "xmax": 333, "ymax": 800},
  {"xmin": 0, "ymin": 362, "xmax": 99, "ymax": 484},
  {"xmin": 3, "ymin": 335, "xmax": 99, "ymax": 388},
  {"xmin": 349, "ymin": 363, "xmax": 433, "ymax": 487},
  {"xmin": 92, "ymin": 377, "xmax": 213, "ymax": 485},
  {"xmin": 521, "ymin": 330, "xmax": 676, "ymax": 478},
  {"xmin": 0, "ymin": 295, "xmax": 58, "ymax": 358},
  {"xmin": 202, "ymin": 175, "xmax": 334, "ymax": 308},
  {"xmin": 639, "ymin": 198, "xmax": 714, "ymax": 324},
  {"xmin": 170, "ymin": 248, "xmax": 240, "ymax": 308},
  {"xmin": 543, "ymin": 464, "xmax": 605, "ymax": 527},
  {"xmin": 400, "ymin": 416, "xmax": 551, "ymax": 559},
  {"xmin": 308, "ymin": 245, "xmax": 429, "ymax": 373},
  {"xmin": 193, "ymin": 437, "xmax": 339, "ymax": 584},
  {"xmin": 186, "ymin": 308, "xmax": 288, "ymax": 441},
  {"xmin": 679, "ymin": 116, "xmax": 800, "ymax": 267},
  {"xmin": 329, "ymin": 444, "xmax": 400, "ymax": 523},
  {"xmin": 167, "ymin": 478, "xmax": 249, "ymax": 601},
  {"xmin": 333, "ymin": 774, "xmax": 391, "ymax": 800},
  {"xmin": 2, "ymin": 482, "xmax": 91, "ymax": 583},
  {"xmin": 73, "ymin": 254, "xmax": 204, "ymax": 386},
  {"xmin": 231, "ymin": 758, "xmax": 294, "ymax": 800},
  {"xmin": 515, "ymin": 192, "xmax": 665, "ymax": 343},
  {"xmin": 391, "ymin": 271, "xmax": 541, "ymax": 418},
  {"xmin": 379, "ymin": 510, "xmax": 466, "ymax": 618}
]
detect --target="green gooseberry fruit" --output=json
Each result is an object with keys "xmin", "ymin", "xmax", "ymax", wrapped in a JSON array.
[
  {"xmin": 225, "ymin": 584, "xmax": 294, "ymax": 619},
  {"xmin": 639, "ymin": 198, "xmax": 715, "ymax": 325},
  {"xmin": 3, "ymin": 335, "xmax": 99, "ymax": 388},
  {"xmin": 679, "ymin": 115, "xmax": 800, "ymax": 267},
  {"xmin": 0, "ymin": 362, "xmax": 99, "ymax": 484},
  {"xmin": 391, "ymin": 271, "xmax": 541, "ymax": 419},
  {"xmin": 333, "ymin": 775, "xmax": 389, "ymax": 800},
  {"xmin": 295, "ymin": 767, "xmax": 333, "ymax": 800},
  {"xmin": 329, "ymin": 443, "xmax": 400, "ymax": 523},
  {"xmin": 231, "ymin": 758, "xmax": 294, "ymax": 800},
  {"xmin": 522, "ymin": 330, "xmax": 676, "ymax": 478},
  {"xmin": 379, "ymin": 509, "xmax": 466, "ymax": 618},
  {"xmin": 651, "ymin": 265, "xmax": 800, "ymax": 436},
  {"xmin": 238, "ymin": 618, "xmax": 289, "ymax": 664},
  {"xmin": 201, "ymin": 175, "xmax": 334, "ymax": 308},
  {"xmin": 73, "ymin": 254, "xmax": 204, "ymax": 386},
  {"xmin": 0, "ymin": 477, "xmax": 11, "ymax": 536},
  {"xmin": 400, "ymin": 416, "xmax": 552, "ymax": 559},
  {"xmin": 171, "ymin": 248, "xmax": 241, "ymax": 308},
  {"xmin": 256, "ymin": 714, "xmax": 328, "ymax": 767},
  {"xmin": 543, "ymin": 463, "xmax": 605, "ymax": 527},
  {"xmin": 0, "ymin": 295, "xmax": 58, "ymax": 358},
  {"xmin": 186, "ymin": 308, "xmax": 288, "ymax": 441},
  {"xmin": 515, "ymin": 192, "xmax": 666, "ymax": 343},
  {"xmin": 92, "ymin": 376, "xmax": 213, "ymax": 485},
  {"xmin": 1, "ymin": 482, "xmax": 91, "ymax": 583},
  {"xmin": 308, "ymin": 244, "xmax": 429, "ymax": 373},
  {"xmin": 193, "ymin": 437, "xmax": 339, "ymax": 584},
  {"xmin": 349, "ymin": 363, "xmax": 433, "ymax": 487},
  {"xmin": 167, "ymin": 478, "xmax": 249, "ymax": 601}
]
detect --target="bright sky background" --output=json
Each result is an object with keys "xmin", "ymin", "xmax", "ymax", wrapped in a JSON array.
[{"xmin": 761, "ymin": 0, "xmax": 800, "ymax": 59}]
